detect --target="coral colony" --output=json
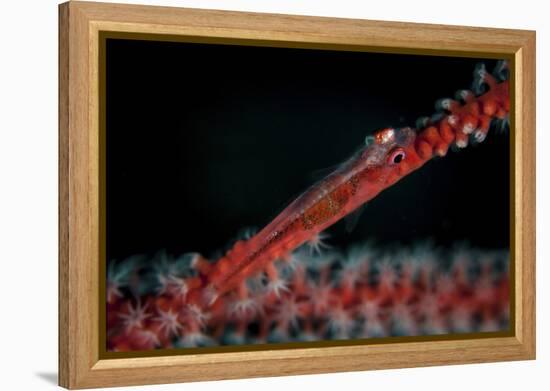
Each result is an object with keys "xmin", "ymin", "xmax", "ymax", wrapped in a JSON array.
[{"xmin": 107, "ymin": 61, "xmax": 510, "ymax": 351}]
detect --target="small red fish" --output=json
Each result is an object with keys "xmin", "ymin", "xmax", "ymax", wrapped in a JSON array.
[{"xmin": 189, "ymin": 61, "xmax": 510, "ymax": 306}]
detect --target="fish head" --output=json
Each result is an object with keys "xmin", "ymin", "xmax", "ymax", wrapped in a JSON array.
[
  {"xmin": 354, "ymin": 126, "xmax": 419, "ymax": 190},
  {"xmin": 362, "ymin": 126, "xmax": 416, "ymax": 166}
]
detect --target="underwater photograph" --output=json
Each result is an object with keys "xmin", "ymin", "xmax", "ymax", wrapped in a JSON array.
[{"xmin": 104, "ymin": 38, "xmax": 511, "ymax": 353}]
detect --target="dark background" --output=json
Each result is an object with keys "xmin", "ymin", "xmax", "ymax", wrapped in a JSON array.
[{"xmin": 106, "ymin": 38, "xmax": 510, "ymax": 262}]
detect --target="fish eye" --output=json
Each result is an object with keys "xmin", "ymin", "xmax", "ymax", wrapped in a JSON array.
[{"xmin": 387, "ymin": 148, "xmax": 406, "ymax": 165}]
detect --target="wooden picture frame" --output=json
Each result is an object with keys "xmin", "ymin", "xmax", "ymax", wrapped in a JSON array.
[{"xmin": 59, "ymin": 1, "xmax": 536, "ymax": 388}]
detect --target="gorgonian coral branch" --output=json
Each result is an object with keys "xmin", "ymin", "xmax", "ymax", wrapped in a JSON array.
[{"xmin": 107, "ymin": 243, "xmax": 509, "ymax": 351}]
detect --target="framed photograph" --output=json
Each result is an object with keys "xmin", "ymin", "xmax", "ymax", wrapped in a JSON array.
[{"xmin": 59, "ymin": 1, "xmax": 536, "ymax": 388}]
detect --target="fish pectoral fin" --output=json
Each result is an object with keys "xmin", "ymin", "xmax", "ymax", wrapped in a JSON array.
[{"xmin": 345, "ymin": 204, "xmax": 366, "ymax": 233}]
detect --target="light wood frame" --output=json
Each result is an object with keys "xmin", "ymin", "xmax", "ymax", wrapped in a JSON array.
[{"xmin": 59, "ymin": 1, "xmax": 536, "ymax": 389}]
